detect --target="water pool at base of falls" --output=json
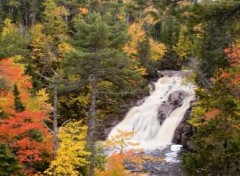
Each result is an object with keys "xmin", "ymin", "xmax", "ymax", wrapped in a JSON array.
[{"xmin": 128, "ymin": 145, "xmax": 184, "ymax": 176}]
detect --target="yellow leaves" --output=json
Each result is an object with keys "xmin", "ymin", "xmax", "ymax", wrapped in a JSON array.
[
  {"xmin": 128, "ymin": 23, "xmax": 146, "ymax": 43},
  {"xmin": 149, "ymin": 39, "xmax": 166, "ymax": 61},
  {"xmin": 53, "ymin": 6, "xmax": 69, "ymax": 17},
  {"xmin": 45, "ymin": 121, "xmax": 90, "ymax": 176},
  {"xmin": 79, "ymin": 7, "xmax": 89, "ymax": 15},
  {"xmin": 178, "ymin": 0, "xmax": 191, "ymax": 7},
  {"xmin": 105, "ymin": 130, "xmax": 140, "ymax": 153},
  {"xmin": 30, "ymin": 21, "xmax": 70, "ymax": 63},
  {"xmin": 58, "ymin": 42, "xmax": 75, "ymax": 54},
  {"xmin": 27, "ymin": 89, "xmax": 51, "ymax": 113},
  {"xmin": 123, "ymin": 22, "xmax": 166, "ymax": 64},
  {"xmin": 174, "ymin": 28, "xmax": 192, "ymax": 59},
  {"xmin": 143, "ymin": 6, "xmax": 158, "ymax": 25},
  {"xmin": 30, "ymin": 23, "xmax": 52, "ymax": 60},
  {"xmin": 98, "ymin": 130, "xmax": 164, "ymax": 176},
  {"xmin": 98, "ymin": 81, "xmax": 114, "ymax": 90},
  {"xmin": 1, "ymin": 18, "xmax": 16, "ymax": 37},
  {"xmin": 193, "ymin": 23, "xmax": 203, "ymax": 33},
  {"xmin": 123, "ymin": 23, "xmax": 146, "ymax": 59},
  {"xmin": 71, "ymin": 94, "xmax": 90, "ymax": 108},
  {"xmin": 136, "ymin": 67, "xmax": 147, "ymax": 77}
]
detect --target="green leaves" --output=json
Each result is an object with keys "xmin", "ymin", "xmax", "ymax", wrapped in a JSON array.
[{"xmin": 0, "ymin": 19, "xmax": 29, "ymax": 58}]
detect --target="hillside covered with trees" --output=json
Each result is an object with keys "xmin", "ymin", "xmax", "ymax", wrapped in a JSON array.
[{"xmin": 0, "ymin": 0, "xmax": 240, "ymax": 175}]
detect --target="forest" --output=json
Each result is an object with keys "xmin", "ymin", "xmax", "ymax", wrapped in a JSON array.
[{"xmin": 0, "ymin": 0, "xmax": 240, "ymax": 175}]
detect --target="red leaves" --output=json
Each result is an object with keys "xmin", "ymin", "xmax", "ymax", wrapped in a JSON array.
[
  {"xmin": 224, "ymin": 44, "xmax": 240, "ymax": 67},
  {"xmin": 205, "ymin": 109, "xmax": 220, "ymax": 120},
  {"xmin": 17, "ymin": 138, "xmax": 43, "ymax": 163},
  {"xmin": 0, "ymin": 111, "xmax": 52, "ymax": 164},
  {"xmin": 0, "ymin": 58, "xmax": 52, "ymax": 173},
  {"xmin": 0, "ymin": 58, "xmax": 32, "ymax": 114},
  {"xmin": 223, "ymin": 44, "xmax": 240, "ymax": 98}
]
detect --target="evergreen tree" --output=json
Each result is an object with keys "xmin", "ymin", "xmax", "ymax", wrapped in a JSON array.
[
  {"xmin": 13, "ymin": 83, "xmax": 25, "ymax": 112},
  {"xmin": 0, "ymin": 143, "xmax": 21, "ymax": 176},
  {"xmin": 65, "ymin": 12, "xmax": 144, "ymax": 176},
  {"xmin": 181, "ymin": 0, "xmax": 240, "ymax": 84}
]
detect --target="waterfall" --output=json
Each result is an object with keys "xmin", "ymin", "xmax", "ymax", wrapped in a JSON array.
[{"xmin": 108, "ymin": 71, "xmax": 195, "ymax": 149}]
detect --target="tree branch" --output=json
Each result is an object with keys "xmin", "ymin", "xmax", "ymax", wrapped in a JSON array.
[
  {"xmin": 41, "ymin": 120, "xmax": 53, "ymax": 133},
  {"xmin": 36, "ymin": 72, "xmax": 54, "ymax": 83},
  {"xmin": 61, "ymin": 119, "xmax": 72, "ymax": 127}
]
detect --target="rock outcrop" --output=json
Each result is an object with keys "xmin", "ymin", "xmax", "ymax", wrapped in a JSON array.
[
  {"xmin": 158, "ymin": 90, "xmax": 187, "ymax": 125},
  {"xmin": 172, "ymin": 101, "xmax": 196, "ymax": 151}
]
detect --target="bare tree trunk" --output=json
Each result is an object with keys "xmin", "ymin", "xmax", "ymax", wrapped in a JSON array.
[
  {"xmin": 89, "ymin": 58, "xmax": 98, "ymax": 176},
  {"xmin": 25, "ymin": 11, "xmax": 28, "ymax": 26},
  {"xmin": 126, "ymin": 13, "xmax": 129, "ymax": 23},
  {"xmin": 53, "ymin": 75, "xmax": 59, "ymax": 158}
]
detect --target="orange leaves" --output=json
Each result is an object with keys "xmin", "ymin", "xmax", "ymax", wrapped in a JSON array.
[
  {"xmin": 0, "ymin": 58, "xmax": 30, "ymax": 114},
  {"xmin": 96, "ymin": 151, "xmax": 143, "ymax": 176},
  {"xmin": 123, "ymin": 22, "xmax": 146, "ymax": 60},
  {"xmin": 53, "ymin": 6, "xmax": 69, "ymax": 17},
  {"xmin": 17, "ymin": 137, "xmax": 43, "ymax": 163},
  {"xmin": 205, "ymin": 109, "xmax": 220, "ymax": 120},
  {"xmin": 99, "ymin": 130, "xmax": 163, "ymax": 176},
  {"xmin": 79, "ymin": 7, "xmax": 89, "ymax": 15},
  {"xmin": 224, "ymin": 43, "xmax": 240, "ymax": 98},
  {"xmin": 0, "ymin": 58, "xmax": 52, "ymax": 173},
  {"xmin": 220, "ymin": 71, "xmax": 231, "ymax": 79},
  {"xmin": 0, "ymin": 58, "xmax": 32, "ymax": 90},
  {"xmin": 0, "ymin": 111, "xmax": 52, "ymax": 163},
  {"xmin": 224, "ymin": 44, "xmax": 240, "ymax": 67}
]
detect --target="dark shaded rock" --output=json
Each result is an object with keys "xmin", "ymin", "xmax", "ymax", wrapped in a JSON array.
[
  {"xmin": 168, "ymin": 90, "xmax": 187, "ymax": 107},
  {"xmin": 136, "ymin": 98, "xmax": 145, "ymax": 106},
  {"xmin": 158, "ymin": 101, "xmax": 172, "ymax": 125},
  {"xmin": 104, "ymin": 128, "xmax": 111, "ymax": 138},
  {"xmin": 157, "ymin": 91, "xmax": 187, "ymax": 125},
  {"xmin": 186, "ymin": 141, "xmax": 195, "ymax": 151},
  {"xmin": 173, "ymin": 100, "xmax": 197, "ymax": 151}
]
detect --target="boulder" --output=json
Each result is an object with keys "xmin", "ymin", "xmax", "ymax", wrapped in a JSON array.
[{"xmin": 157, "ymin": 91, "xmax": 187, "ymax": 125}]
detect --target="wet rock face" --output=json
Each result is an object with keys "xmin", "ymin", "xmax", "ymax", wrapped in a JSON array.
[
  {"xmin": 172, "ymin": 102, "xmax": 196, "ymax": 151},
  {"xmin": 158, "ymin": 91, "xmax": 187, "ymax": 125},
  {"xmin": 157, "ymin": 89, "xmax": 195, "ymax": 151}
]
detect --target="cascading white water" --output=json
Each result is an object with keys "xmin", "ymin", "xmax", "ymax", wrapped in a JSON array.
[{"xmin": 108, "ymin": 71, "xmax": 195, "ymax": 149}]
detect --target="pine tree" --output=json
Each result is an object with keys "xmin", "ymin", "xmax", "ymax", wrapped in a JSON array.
[
  {"xmin": 65, "ymin": 12, "xmax": 144, "ymax": 176},
  {"xmin": 0, "ymin": 143, "xmax": 21, "ymax": 176},
  {"xmin": 13, "ymin": 84, "xmax": 25, "ymax": 112}
]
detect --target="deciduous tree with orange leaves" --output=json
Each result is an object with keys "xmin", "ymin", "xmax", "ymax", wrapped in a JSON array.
[{"xmin": 0, "ymin": 58, "xmax": 52, "ymax": 175}]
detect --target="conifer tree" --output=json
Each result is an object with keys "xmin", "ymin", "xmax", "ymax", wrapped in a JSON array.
[
  {"xmin": 65, "ymin": 12, "xmax": 144, "ymax": 176},
  {"xmin": 0, "ymin": 143, "xmax": 21, "ymax": 176},
  {"xmin": 13, "ymin": 84, "xmax": 25, "ymax": 112}
]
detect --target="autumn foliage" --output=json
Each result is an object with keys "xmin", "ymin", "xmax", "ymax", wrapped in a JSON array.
[
  {"xmin": 0, "ymin": 58, "xmax": 52, "ymax": 174},
  {"xmin": 96, "ymin": 130, "xmax": 164, "ymax": 176},
  {"xmin": 45, "ymin": 121, "xmax": 90, "ymax": 176},
  {"xmin": 223, "ymin": 43, "xmax": 240, "ymax": 98}
]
